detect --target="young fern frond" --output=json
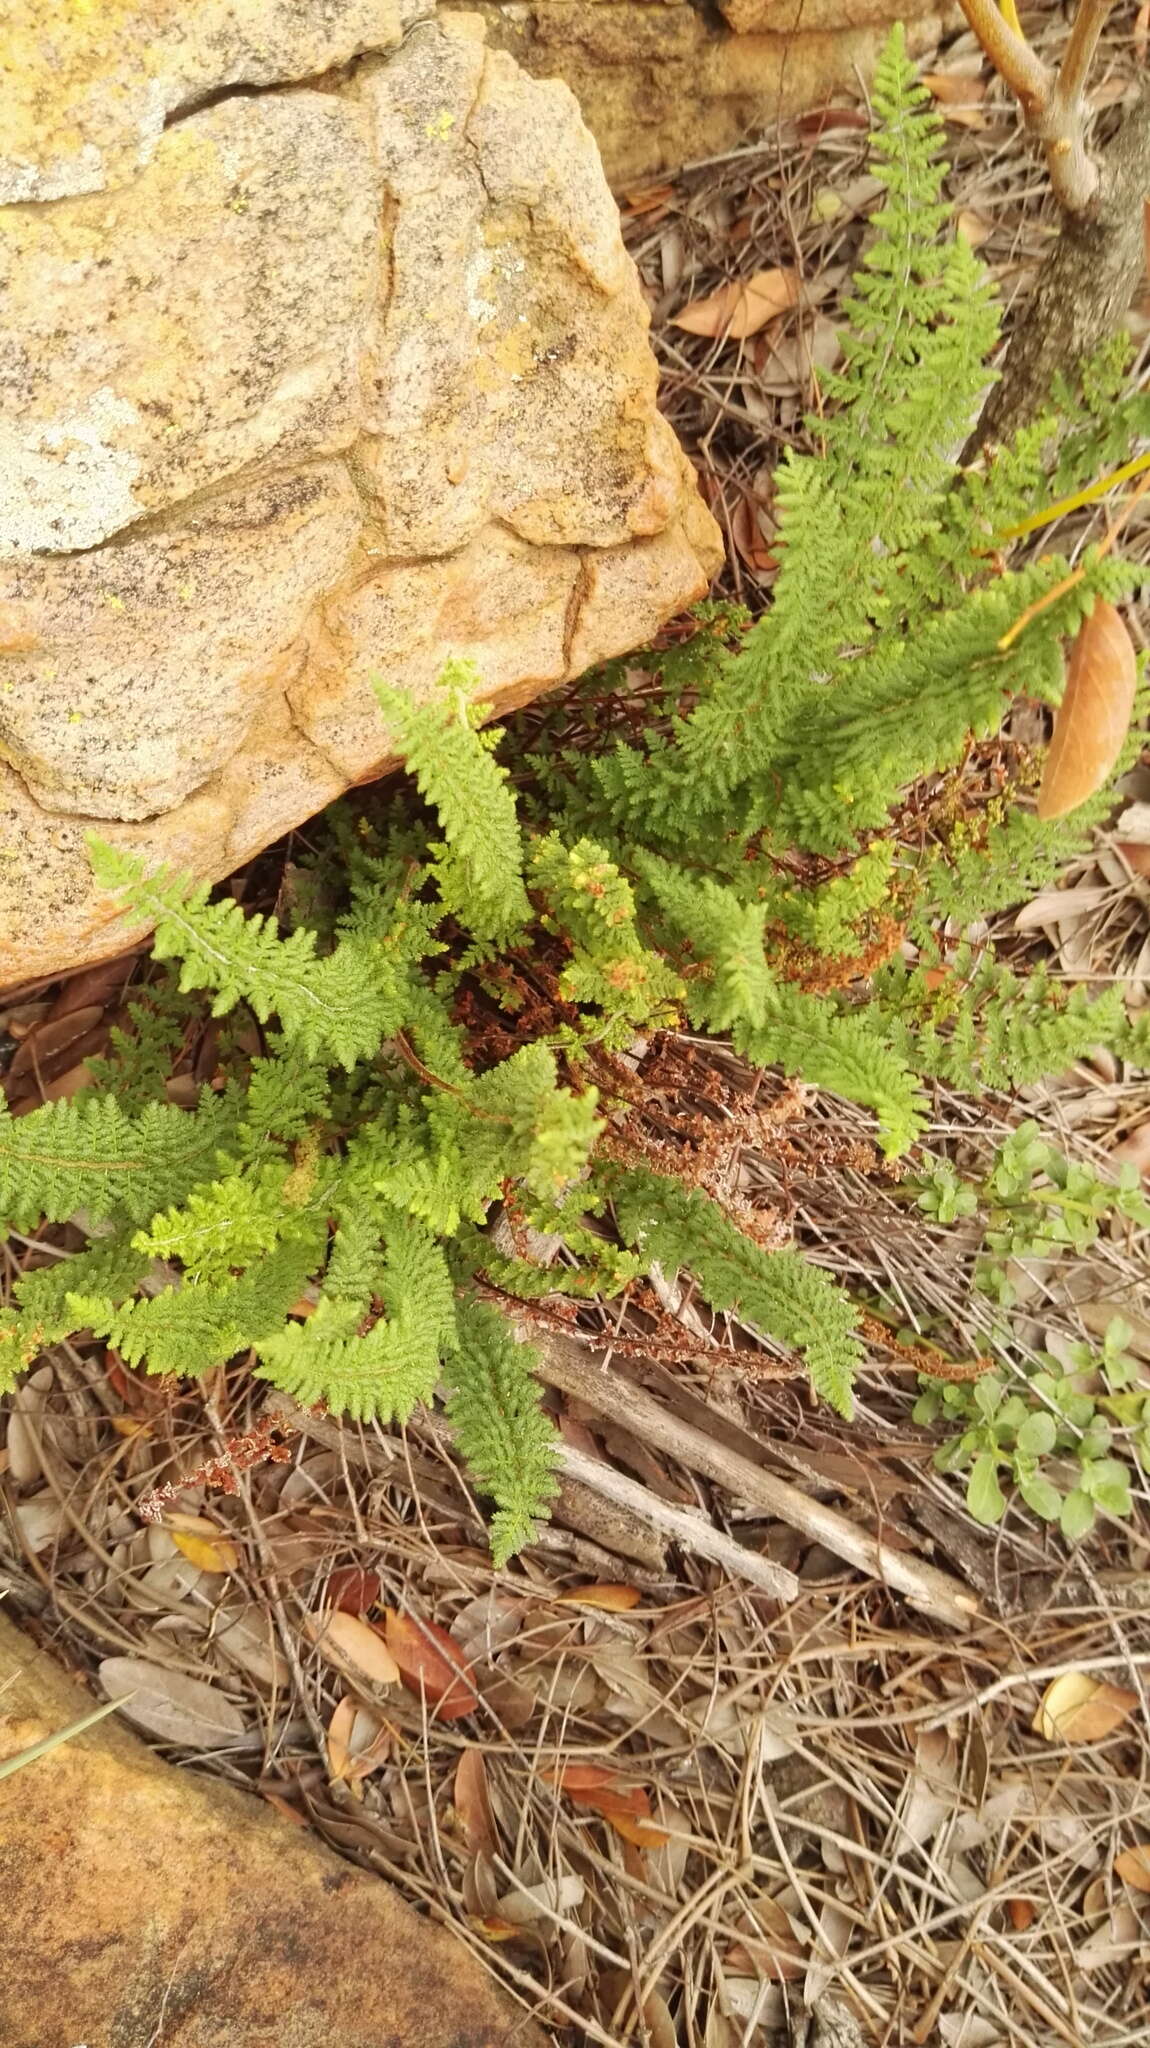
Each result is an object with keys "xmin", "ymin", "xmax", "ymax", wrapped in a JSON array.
[
  {"xmin": 375, "ymin": 661, "xmax": 531, "ymax": 944},
  {"xmin": 605, "ymin": 1165, "xmax": 862, "ymax": 1417},
  {"xmin": 444, "ymin": 1302, "xmax": 561, "ymax": 1567}
]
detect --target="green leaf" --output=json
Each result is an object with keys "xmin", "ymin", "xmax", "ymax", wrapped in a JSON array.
[
  {"xmin": 1059, "ymin": 1488, "xmax": 1096, "ymax": 1542},
  {"xmin": 1015, "ymin": 1411, "xmax": 1057, "ymax": 1456},
  {"xmin": 966, "ymin": 1452, "xmax": 1006, "ymax": 1526},
  {"xmin": 1016, "ymin": 1470, "xmax": 1062, "ymax": 1522}
]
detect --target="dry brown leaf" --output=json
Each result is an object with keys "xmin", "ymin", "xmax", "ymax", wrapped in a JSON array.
[
  {"xmin": 1037, "ymin": 603, "xmax": 1138, "ymax": 820},
  {"xmin": 1110, "ymin": 1122, "xmax": 1150, "ymax": 1178},
  {"xmin": 1014, "ymin": 883, "xmax": 1111, "ymax": 931},
  {"xmin": 326, "ymin": 1695, "xmax": 389, "ymax": 1783},
  {"xmin": 1032, "ymin": 1670, "xmax": 1139, "ymax": 1743},
  {"xmin": 1115, "ymin": 1842, "xmax": 1150, "ymax": 1891},
  {"xmin": 454, "ymin": 1748, "xmax": 499, "ymax": 1859},
  {"xmin": 383, "ymin": 1608, "xmax": 478, "ymax": 1718},
  {"xmin": 672, "ymin": 267, "xmax": 801, "ymax": 340},
  {"xmin": 323, "ymin": 1566, "xmax": 382, "ymax": 1614},
  {"xmin": 468, "ymin": 1914, "xmax": 522, "ymax": 1943},
  {"xmin": 795, "ymin": 106, "xmax": 871, "ymax": 135},
  {"xmin": 172, "ymin": 1528, "xmax": 239, "ymax": 1574},
  {"xmin": 956, "ymin": 209, "xmax": 991, "ymax": 248},
  {"xmin": 213, "ymin": 1603, "xmax": 289, "ymax": 1689},
  {"xmin": 922, "ymin": 69, "xmax": 986, "ymax": 104},
  {"xmin": 303, "ymin": 1609, "xmax": 400, "ymax": 1692},
  {"xmin": 99, "ymin": 1656, "xmax": 247, "ymax": 1746},
  {"xmin": 730, "ymin": 493, "xmax": 778, "ymax": 577},
  {"xmin": 544, "ymin": 1761, "xmax": 670, "ymax": 1846},
  {"xmin": 727, "ymin": 1897, "xmax": 807, "ymax": 1982},
  {"xmin": 4, "ymin": 1004, "xmax": 105, "ymax": 1088},
  {"xmin": 496, "ymin": 1873, "xmax": 586, "ymax": 1930},
  {"xmin": 1077, "ymin": 1898, "xmax": 1142, "ymax": 1970},
  {"xmin": 554, "ymin": 1582, "xmax": 642, "ymax": 1613}
]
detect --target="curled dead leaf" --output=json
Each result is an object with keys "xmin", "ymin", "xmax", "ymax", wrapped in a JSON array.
[
  {"xmin": 1032, "ymin": 1670, "xmax": 1139, "ymax": 1744},
  {"xmin": 326, "ymin": 1695, "xmax": 389, "ymax": 1783},
  {"xmin": 672, "ymin": 267, "xmax": 801, "ymax": 341},
  {"xmin": 383, "ymin": 1607, "xmax": 478, "ymax": 1719},
  {"xmin": 1037, "ymin": 603, "xmax": 1137, "ymax": 821}
]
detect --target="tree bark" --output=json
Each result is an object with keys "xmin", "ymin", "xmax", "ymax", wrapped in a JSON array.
[{"xmin": 975, "ymin": 87, "xmax": 1150, "ymax": 448}]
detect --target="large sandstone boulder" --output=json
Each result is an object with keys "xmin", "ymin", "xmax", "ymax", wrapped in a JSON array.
[
  {"xmin": 0, "ymin": 1608, "xmax": 540, "ymax": 2047},
  {"xmin": 448, "ymin": 0, "xmax": 954, "ymax": 187},
  {"xmin": 0, "ymin": 3, "xmax": 720, "ymax": 987}
]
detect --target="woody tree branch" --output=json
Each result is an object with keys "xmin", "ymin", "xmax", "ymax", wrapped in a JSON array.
[{"xmin": 957, "ymin": 0, "xmax": 1149, "ymax": 443}]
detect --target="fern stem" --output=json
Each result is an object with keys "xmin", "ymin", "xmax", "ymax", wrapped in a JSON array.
[{"xmin": 996, "ymin": 445, "xmax": 1150, "ymax": 543}]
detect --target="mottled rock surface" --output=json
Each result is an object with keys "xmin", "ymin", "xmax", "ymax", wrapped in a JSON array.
[
  {"xmin": 0, "ymin": 4, "xmax": 720, "ymax": 985},
  {"xmin": 0, "ymin": 1608, "xmax": 540, "ymax": 2048},
  {"xmin": 447, "ymin": 0, "xmax": 952, "ymax": 186}
]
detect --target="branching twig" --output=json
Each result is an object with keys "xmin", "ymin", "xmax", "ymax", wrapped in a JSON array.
[{"xmin": 958, "ymin": 0, "xmax": 1119, "ymax": 212}]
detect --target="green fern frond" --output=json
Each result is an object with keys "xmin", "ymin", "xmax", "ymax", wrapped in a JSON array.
[
  {"xmin": 375, "ymin": 662, "xmax": 531, "ymax": 942},
  {"xmin": 88, "ymin": 841, "xmax": 404, "ymax": 1067},
  {"xmin": 0, "ymin": 1091, "xmax": 238, "ymax": 1233},
  {"xmin": 70, "ymin": 1226, "xmax": 326, "ymax": 1376},
  {"xmin": 531, "ymin": 834, "xmax": 684, "ymax": 1028},
  {"xmin": 254, "ymin": 1208, "xmax": 456, "ymax": 1421},
  {"xmin": 606, "ymin": 1165, "xmax": 861, "ymax": 1416},
  {"xmin": 133, "ymin": 1160, "xmax": 326, "ymax": 1283},
  {"xmin": 444, "ymin": 1301, "xmax": 561, "ymax": 1566}
]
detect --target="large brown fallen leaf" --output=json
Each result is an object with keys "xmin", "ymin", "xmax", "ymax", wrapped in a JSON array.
[
  {"xmin": 1032, "ymin": 1669, "xmax": 1139, "ymax": 1743},
  {"xmin": 99, "ymin": 1657, "xmax": 247, "ymax": 1747},
  {"xmin": 383, "ymin": 1608, "xmax": 478, "ymax": 1719},
  {"xmin": 302, "ymin": 1610, "xmax": 400, "ymax": 1692},
  {"xmin": 672, "ymin": 267, "xmax": 800, "ymax": 340},
  {"xmin": 1037, "ymin": 602, "xmax": 1137, "ymax": 820}
]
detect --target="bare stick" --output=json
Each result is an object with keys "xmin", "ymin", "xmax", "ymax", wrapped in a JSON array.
[
  {"xmin": 955, "ymin": 0, "xmax": 1051, "ymax": 114},
  {"xmin": 959, "ymin": 0, "xmax": 1119, "ymax": 213},
  {"xmin": 556, "ymin": 1441, "xmax": 799, "ymax": 1603},
  {"xmin": 1052, "ymin": 0, "xmax": 1116, "ymax": 116},
  {"xmin": 530, "ymin": 1331, "xmax": 979, "ymax": 1631}
]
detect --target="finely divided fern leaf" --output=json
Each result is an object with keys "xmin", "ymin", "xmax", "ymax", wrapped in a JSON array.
[
  {"xmin": 88, "ymin": 840, "xmax": 403, "ymax": 1067},
  {"xmin": 444, "ymin": 1301, "xmax": 561, "ymax": 1566},
  {"xmin": 606, "ymin": 1165, "xmax": 862, "ymax": 1416},
  {"xmin": 375, "ymin": 663, "xmax": 531, "ymax": 942},
  {"xmin": 0, "ymin": 1092, "xmax": 237, "ymax": 1232}
]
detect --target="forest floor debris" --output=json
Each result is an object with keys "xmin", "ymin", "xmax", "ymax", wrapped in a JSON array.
[{"xmin": 2, "ymin": 12, "xmax": 1149, "ymax": 2047}]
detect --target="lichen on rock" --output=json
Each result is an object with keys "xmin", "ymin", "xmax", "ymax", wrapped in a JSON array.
[{"xmin": 0, "ymin": 3, "xmax": 721, "ymax": 985}]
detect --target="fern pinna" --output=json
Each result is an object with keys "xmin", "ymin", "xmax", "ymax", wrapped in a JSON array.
[{"xmin": 2, "ymin": 29, "xmax": 1145, "ymax": 1561}]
